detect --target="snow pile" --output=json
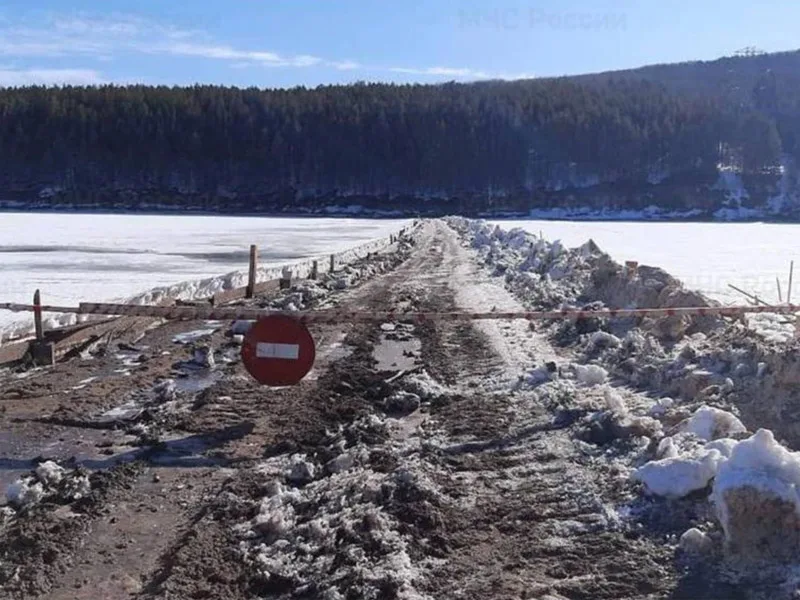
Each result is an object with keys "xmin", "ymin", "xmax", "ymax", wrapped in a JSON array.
[
  {"xmin": 6, "ymin": 478, "xmax": 45, "ymax": 507},
  {"xmin": 680, "ymin": 406, "xmax": 747, "ymax": 441},
  {"xmin": 634, "ymin": 446, "xmax": 726, "ymax": 498},
  {"xmin": 746, "ymin": 313, "xmax": 795, "ymax": 345},
  {"xmin": 229, "ymin": 405, "xmax": 441, "ymax": 598},
  {"xmin": 5, "ymin": 461, "xmax": 91, "ymax": 508},
  {"xmin": 575, "ymin": 364, "xmax": 608, "ymax": 386},
  {"xmin": 268, "ymin": 281, "xmax": 329, "ymax": 312},
  {"xmin": 236, "ymin": 453, "xmax": 439, "ymax": 598},
  {"xmin": 632, "ymin": 404, "xmax": 749, "ymax": 498},
  {"xmin": 712, "ymin": 429, "xmax": 800, "ymax": 561},
  {"xmin": 446, "ymin": 218, "xmax": 721, "ymax": 346},
  {"xmin": 400, "ymin": 370, "xmax": 451, "ymax": 402},
  {"xmin": 192, "ymin": 345, "xmax": 215, "ymax": 368},
  {"xmin": 446, "ymin": 217, "xmax": 599, "ymax": 309}
]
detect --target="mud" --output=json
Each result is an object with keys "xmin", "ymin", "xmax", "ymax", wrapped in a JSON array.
[{"xmin": 3, "ymin": 220, "xmax": 799, "ymax": 599}]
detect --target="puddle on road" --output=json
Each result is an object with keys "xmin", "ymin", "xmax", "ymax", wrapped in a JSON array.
[
  {"xmin": 173, "ymin": 369, "xmax": 224, "ymax": 394},
  {"xmin": 172, "ymin": 322, "xmax": 224, "ymax": 345},
  {"xmin": 149, "ymin": 434, "xmax": 227, "ymax": 467},
  {"xmin": 373, "ymin": 324, "xmax": 421, "ymax": 371},
  {"xmin": 304, "ymin": 331, "xmax": 353, "ymax": 381},
  {"xmin": 0, "ymin": 370, "xmax": 227, "ymax": 498},
  {"xmin": 0, "ymin": 427, "xmax": 225, "ymax": 500},
  {"xmin": 0, "ymin": 428, "xmax": 135, "ymax": 494}
]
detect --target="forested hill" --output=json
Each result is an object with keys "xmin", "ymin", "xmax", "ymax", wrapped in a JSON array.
[{"xmin": 4, "ymin": 49, "xmax": 800, "ymax": 219}]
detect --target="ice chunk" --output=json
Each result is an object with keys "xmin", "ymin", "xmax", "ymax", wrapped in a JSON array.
[
  {"xmin": 681, "ymin": 406, "xmax": 746, "ymax": 441},
  {"xmin": 287, "ymin": 459, "xmax": 316, "ymax": 485},
  {"xmin": 153, "ymin": 379, "xmax": 177, "ymax": 403},
  {"xmin": 326, "ymin": 453, "xmax": 357, "ymax": 474},
  {"xmin": 656, "ymin": 437, "xmax": 679, "ymax": 460},
  {"xmin": 35, "ymin": 460, "xmax": 65, "ymax": 486},
  {"xmin": 402, "ymin": 371, "xmax": 450, "ymax": 401},
  {"xmin": 66, "ymin": 474, "xmax": 91, "ymax": 500},
  {"xmin": 649, "ymin": 396, "xmax": 675, "ymax": 417},
  {"xmin": 588, "ymin": 331, "xmax": 621, "ymax": 351},
  {"xmin": 383, "ymin": 392, "xmax": 421, "ymax": 414},
  {"xmin": 633, "ymin": 449, "xmax": 725, "ymax": 498},
  {"xmin": 575, "ymin": 364, "xmax": 608, "ymax": 386},
  {"xmin": 231, "ymin": 320, "xmax": 255, "ymax": 335},
  {"xmin": 526, "ymin": 366, "xmax": 554, "ymax": 386},
  {"xmin": 192, "ymin": 345, "xmax": 215, "ymax": 368},
  {"xmin": 603, "ymin": 388, "xmax": 627, "ymax": 415},
  {"xmin": 6, "ymin": 478, "xmax": 45, "ymax": 507},
  {"xmin": 679, "ymin": 528, "xmax": 713, "ymax": 554}
]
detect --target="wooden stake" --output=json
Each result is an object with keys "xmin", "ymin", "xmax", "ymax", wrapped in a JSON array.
[
  {"xmin": 777, "ymin": 277, "xmax": 783, "ymax": 303},
  {"xmin": 329, "ymin": 254, "xmax": 335, "ymax": 273},
  {"xmin": 33, "ymin": 289, "xmax": 43, "ymax": 340},
  {"xmin": 279, "ymin": 267, "xmax": 292, "ymax": 290},
  {"xmin": 789, "ymin": 261, "xmax": 795, "ymax": 304},
  {"xmin": 246, "ymin": 245, "xmax": 258, "ymax": 299},
  {"xmin": 311, "ymin": 260, "xmax": 319, "ymax": 280}
]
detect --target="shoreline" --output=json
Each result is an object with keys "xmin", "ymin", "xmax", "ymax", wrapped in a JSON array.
[{"xmin": 3, "ymin": 205, "xmax": 800, "ymax": 224}]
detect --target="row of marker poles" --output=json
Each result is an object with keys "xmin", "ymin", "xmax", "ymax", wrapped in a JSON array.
[{"xmin": 244, "ymin": 246, "xmax": 339, "ymax": 299}]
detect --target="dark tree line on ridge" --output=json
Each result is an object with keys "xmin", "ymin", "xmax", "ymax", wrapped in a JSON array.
[{"xmin": 1, "ymin": 50, "xmax": 800, "ymax": 211}]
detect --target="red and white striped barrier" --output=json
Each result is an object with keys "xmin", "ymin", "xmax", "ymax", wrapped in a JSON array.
[{"xmin": 1, "ymin": 301, "xmax": 799, "ymax": 323}]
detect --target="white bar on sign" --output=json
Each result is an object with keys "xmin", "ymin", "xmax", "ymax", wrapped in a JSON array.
[{"xmin": 256, "ymin": 342, "xmax": 300, "ymax": 360}]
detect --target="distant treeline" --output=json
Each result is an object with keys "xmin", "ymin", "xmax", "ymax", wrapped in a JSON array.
[{"xmin": 2, "ymin": 50, "xmax": 800, "ymax": 211}]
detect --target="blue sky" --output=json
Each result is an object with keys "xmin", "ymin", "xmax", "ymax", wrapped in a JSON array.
[{"xmin": 0, "ymin": 0, "xmax": 797, "ymax": 88}]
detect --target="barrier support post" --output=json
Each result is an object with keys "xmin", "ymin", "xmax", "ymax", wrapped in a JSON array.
[
  {"xmin": 30, "ymin": 289, "xmax": 54, "ymax": 365},
  {"xmin": 280, "ymin": 267, "xmax": 292, "ymax": 290},
  {"xmin": 247, "ymin": 245, "xmax": 258, "ymax": 299},
  {"xmin": 329, "ymin": 254, "xmax": 335, "ymax": 273},
  {"xmin": 33, "ymin": 289, "xmax": 44, "ymax": 340},
  {"xmin": 311, "ymin": 260, "xmax": 319, "ymax": 280}
]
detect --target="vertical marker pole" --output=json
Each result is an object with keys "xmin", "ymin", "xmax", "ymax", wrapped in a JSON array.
[
  {"xmin": 311, "ymin": 260, "xmax": 319, "ymax": 280},
  {"xmin": 33, "ymin": 289, "xmax": 44, "ymax": 340},
  {"xmin": 280, "ymin": 267, "xmax": 292, "ymax": 290},
  {"xmin": 789, "ymin": 261, "xmax": 795, "ymax": 305},
  {"xmin": 247, "ymin": 245, "xmax": 258, "ymax": 299},
  {"xmin": 329, "ymin": 254, "xmax": 335, "ymax": 273}
]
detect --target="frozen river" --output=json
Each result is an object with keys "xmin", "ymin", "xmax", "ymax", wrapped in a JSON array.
[
  {"xmin": 0, "ymin": 212, "xmax": 409, "ymax": 336},
  {"xmin": 2, "ymin": 212, "xmax": 798, "ymax": 337}
]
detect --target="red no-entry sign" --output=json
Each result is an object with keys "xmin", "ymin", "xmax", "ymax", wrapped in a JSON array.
[{"xmin": 241, "ymin": 315, "xmax": 316, "ymax": 386}]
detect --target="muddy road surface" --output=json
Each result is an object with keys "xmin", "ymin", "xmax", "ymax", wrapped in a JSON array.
[{"xmin": 0, "ymin": 220, "xmax": 783, "ymax": 599}]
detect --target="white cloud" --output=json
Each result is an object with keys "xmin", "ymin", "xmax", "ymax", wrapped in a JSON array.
[
  {"xmin": 0, "ymin": 13, "xmax": 533, "ymax": 82},
  {"xmin": 389, "ymin": 66, "xmax": 490, "ymax": 78},
  {"xmin": 0, "ymin": 68, "xmax": 104, "ymax": 86},
  {"xmin": 331, "ymin": 60, "xmax": 362, "ymax": 71},
  {"xmin": 387, "ymin": 65, "xmax": 534, "ymax": 80}
]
